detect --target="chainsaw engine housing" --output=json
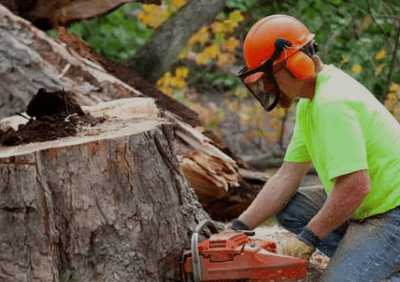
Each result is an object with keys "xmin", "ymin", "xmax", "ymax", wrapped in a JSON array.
[{"xmin": 183, "ymin": 231, "xmax": 308, "ymax": 282}]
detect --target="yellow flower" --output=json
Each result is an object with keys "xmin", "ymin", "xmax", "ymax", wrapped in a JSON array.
[
  {"xmin": 351, "ymin": 64, "xmax": 363, "ymax": 74},
  {"xmin": 375, "ymin": 49, "xmax": 387, "ymax": 61},
  {"xmin": 157, "ymin": 71, "xmax": 172, "ymax": 87},
  {"xmin": 175, "ymin": 66, "xmax": 189, "ymax": 78},
  {"xmin": 171, "ymin": 0, "xmax": 187, "ymax": 9},
  {"xmin": 222, "ymin": 37, "xmax": 240, "ymax": 52},
  {"xmin": 390, "ymin": 82, "xmax": 399, "ymax": 93},
  {"xmin": 204, "ymin": 45, "xmax": 220, "ymax": 59},
  {"xmin": 137, "ymin": 5, "xmax": 167, "ymax": 29},
  {"xmin": 196, "ymin": 52, "xmax": 210, "ymax": 65},
  {"xmin": 188, "ymin": 27, "xmax": 210, "ymax": 48},
  {"xmin": 211, "ymin": 22, "xmax": 225, "ymax": 34},
  {"xmin": 358, "ymin": 15, "xmax": 372, "ymax": 30},
  {"xmin": 229, "ymin": 10, "xmax": 244, "ymax": 24}
]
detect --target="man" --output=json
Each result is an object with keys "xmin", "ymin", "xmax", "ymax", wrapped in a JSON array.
[{"xmin": 230, "ymin": 14, "xmax": 400, "ymax": 281}]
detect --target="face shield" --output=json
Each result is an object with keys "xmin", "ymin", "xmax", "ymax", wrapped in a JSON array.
[
  {"xmin": 237, "ymin": 38, "xmax": 292, "ymax": 112},
  {"xmin": 237, "ymin": 51, "xmax": 283, "ymax": 112},
  {"xmin": 237, "ymin": 66, "xmax": 280, "ymax": 111},
  {"xmin": 237, "ymin": 40, "xmax": 318, "ymax": 112}
]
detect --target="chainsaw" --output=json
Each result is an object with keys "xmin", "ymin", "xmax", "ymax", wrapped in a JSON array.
[{"xmin": 182, "ymin": 220, "xmax": 308, "ymax": 282}]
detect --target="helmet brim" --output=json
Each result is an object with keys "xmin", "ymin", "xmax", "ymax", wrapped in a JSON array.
[{"xmin": 244, "ymin": 72, "xmax": 265, "ymax": 84}]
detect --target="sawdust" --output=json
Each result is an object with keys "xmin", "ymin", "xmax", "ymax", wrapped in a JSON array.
[{"xmin": 0, "ymin": 88, "xmax": 105, "ymax": 146}]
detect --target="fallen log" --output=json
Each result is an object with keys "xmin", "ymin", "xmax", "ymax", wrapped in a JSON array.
[{"xmin": 1, "ymin": 0, "xmax": 162, "ymax": 29}]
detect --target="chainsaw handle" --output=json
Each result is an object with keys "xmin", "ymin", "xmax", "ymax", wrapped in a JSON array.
[
  {"xmin": 191, "ymin": 220, "xmax": 219, "ymax": 282},
  {"xmin": 238, "ymin": 230, "xmax": 256, "ymax": 236},
  {"xmin": 193, "ymin": 219, "xmax": 219, "ymax": 235}
]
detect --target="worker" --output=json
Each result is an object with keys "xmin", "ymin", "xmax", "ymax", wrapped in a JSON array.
[{"xmin": 229, "ymin": 14, "xmax": 400, "ymax": 281}]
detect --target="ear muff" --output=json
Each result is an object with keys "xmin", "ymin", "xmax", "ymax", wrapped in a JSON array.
[{"xmin": 286, "ymin": 51, "xmax": 315, "ymax": 79}]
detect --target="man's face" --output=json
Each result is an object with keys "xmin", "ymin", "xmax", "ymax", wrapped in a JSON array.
[{"xmin": 273, "ymin": 66, "xmax": 300, "ymax": 108}]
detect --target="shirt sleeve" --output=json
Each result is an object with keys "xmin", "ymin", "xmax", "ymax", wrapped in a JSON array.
[
  {"xmin": 317, "ymin": 102, "xmax": 368, "ymax": 181},
  {"xmin": 284, "ymin": 106, "xmax": 311, "ymax": 163}
]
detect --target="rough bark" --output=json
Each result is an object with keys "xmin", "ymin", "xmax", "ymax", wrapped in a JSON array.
[
  {"xmin": 127, "ymin": 0, "xmax": 228, "ymax": 82},
  {"xmin": 0, "ymin": 98, "xmax": 209, "ymax": 282}
]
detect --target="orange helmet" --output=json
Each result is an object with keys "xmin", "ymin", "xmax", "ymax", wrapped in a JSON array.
[
  {"xmin": 237, "ymin": 14, "xmax": 317, "ymax": 111},
  {"xmin": 244, "ymin": 14, "xmax": 315, "ymax": 81}
]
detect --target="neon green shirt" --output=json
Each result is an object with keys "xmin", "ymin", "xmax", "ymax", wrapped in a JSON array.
[{"xmin": 284, "ymin": 65, "xmax": 400, "ymax": 219}]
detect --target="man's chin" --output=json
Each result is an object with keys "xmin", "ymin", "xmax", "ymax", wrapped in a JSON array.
[{"xmin": 279, "ymin": 95, "xmax": 293, "ymax": 108}]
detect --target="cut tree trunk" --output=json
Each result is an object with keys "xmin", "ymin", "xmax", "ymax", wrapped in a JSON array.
[
  {"xmin": 0, "ymin": 3, "xmax": 267, "ymax": 224},
  {"xmin": 0, "ymin": 98, "xmax": 209, "ymax": 282}
]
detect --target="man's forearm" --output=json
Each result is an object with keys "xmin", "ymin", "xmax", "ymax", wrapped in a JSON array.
[
  {"xmin": 307, "ymin": 170, "xmax": 370, "ymax": 240},
  {"xmin": 238, "ymin": 162, "xmax": 311, "ymax": 229}
]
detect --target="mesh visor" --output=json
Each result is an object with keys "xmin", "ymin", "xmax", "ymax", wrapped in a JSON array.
[{"xmin": 238, "ymin": 67, "xmax": 280, "ymax": 111}]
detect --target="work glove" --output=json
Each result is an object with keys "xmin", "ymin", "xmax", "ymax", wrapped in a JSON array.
[
  {"xmin": 281, "ymin": 227, "xmax": 321, "ymax": 259},
  {"xmin": 225, "ymin": 219, "xmax": 251, "ymax": 232}
]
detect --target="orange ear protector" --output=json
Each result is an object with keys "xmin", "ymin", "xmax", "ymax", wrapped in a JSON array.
[{"xmin": 275, "ymin": 38, "xmax": 317, "ymax": 80}]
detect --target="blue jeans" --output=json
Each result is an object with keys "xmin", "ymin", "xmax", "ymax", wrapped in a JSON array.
[{"xmin": 276, "ymin": 186, "xmax": 400, "ymax": 282}]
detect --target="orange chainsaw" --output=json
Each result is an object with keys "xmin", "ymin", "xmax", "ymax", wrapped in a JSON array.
[{"xmin": 182, "ymin": 220, "xmax": 308, "ymax": 282}]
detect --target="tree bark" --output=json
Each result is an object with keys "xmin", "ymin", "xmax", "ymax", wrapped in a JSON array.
[
  {"xmin": 127, "ymin": 0, "xmax": 228, "ymax": 82},
  {"xmin": 0, "ymin": 98, "xmax": 209, "ymax": 282}
]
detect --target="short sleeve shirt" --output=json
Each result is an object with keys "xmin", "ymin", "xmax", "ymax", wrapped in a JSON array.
[{"xmin": 284, "ymin": 65, "xmax": 400, "ymax": 219}]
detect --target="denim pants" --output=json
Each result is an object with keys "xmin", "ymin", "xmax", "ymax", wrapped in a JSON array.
[{"xmin": 276, "ymin": 186, "xmax": 400, "ymax": 282}]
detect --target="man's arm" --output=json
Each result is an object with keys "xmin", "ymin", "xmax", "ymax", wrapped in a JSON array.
[
  {"xmin": 238, "ymin": 161, "xmax": 312, "ymax": 230},
  {"xmin": 307, "ymin": 170, "xmax": 370, "ymax": 240}
]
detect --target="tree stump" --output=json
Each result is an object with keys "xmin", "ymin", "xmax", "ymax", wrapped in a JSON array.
[
  {"xmin": 0, "ymin": 2, "xmax": 268, "ymax": 226},
  {"xmin": 0, "ymin": 98, "xmax": 209, "ymax": 282}
]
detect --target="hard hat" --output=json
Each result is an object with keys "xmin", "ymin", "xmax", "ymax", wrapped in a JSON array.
[
  {"xmin": 237, "ymin": 14, "xmax": 317, "ymax": 111},
  {"xmin": 244, "ymin": 14, "xmax": 316, "ymax": 81}
]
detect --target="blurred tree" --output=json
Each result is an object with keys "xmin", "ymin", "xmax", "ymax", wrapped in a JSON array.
[{"xmin": 127, "ymin": 0, "xmax": 228, "ymax": 83}]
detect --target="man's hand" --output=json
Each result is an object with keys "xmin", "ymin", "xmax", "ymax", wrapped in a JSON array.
[
  {"xmin": 281, "ymin": 236, "xmax": 315, "ymax": 259},
  {"xmin": 225, "ymin": 219, "xmax": 251, "ymax": 232},
  {"xmin": 281, "ymin": 227, "xmax": 321, "ymax": 259}
]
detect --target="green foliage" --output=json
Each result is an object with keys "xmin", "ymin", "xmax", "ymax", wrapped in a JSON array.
[
  {"xmin": 226, "ymin": 0, "xmax": 258, "ymax": 12},
  {"xmin": 67, "ymin": 3, "xmax": 153, "ymax": 62},
  {"xmin": 203, "ymin": 72, "xmax": 240, "ymax": 90},
  {"xmin": 48, "ymin": 0, "xmax": 399, "ymax": 102}
]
